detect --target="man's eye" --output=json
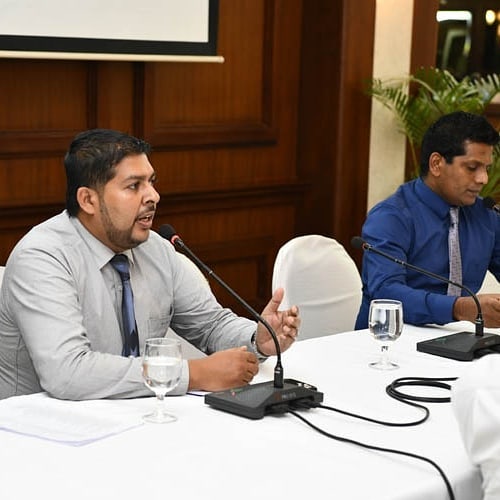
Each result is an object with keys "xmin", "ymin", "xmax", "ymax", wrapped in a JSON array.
[
  {"xmin": 128, "ymin": 183, "xmax": 139, "ymax": 190},
  {"xmin": 466, "ymin": 164, "xmax": 488, "ymax": 172}
]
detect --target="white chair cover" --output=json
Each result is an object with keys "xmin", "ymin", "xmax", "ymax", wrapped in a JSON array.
[
  {"xmin": 272, "ymin": 235, "xmax": 362, "ymax": 339},
  {"xmin": 478, "ymin": 270, "xmax": 500, "ymax": 294}
]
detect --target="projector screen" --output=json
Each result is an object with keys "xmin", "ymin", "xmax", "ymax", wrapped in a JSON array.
[{"xmin": 0, "ymin": 0, "xmax": 222, "ymax": 62}]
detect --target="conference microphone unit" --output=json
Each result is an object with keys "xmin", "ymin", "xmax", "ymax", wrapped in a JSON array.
[
  {"xmin": 159, "ymin": 225, "xmax": 323, "ymax": 419},
  {"xmin": 351, "ymin": 236, "xmax": 500, "ymax": 361}
]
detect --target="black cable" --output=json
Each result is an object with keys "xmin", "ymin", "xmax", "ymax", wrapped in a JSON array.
[
  {"xmin": 304, "ymin": 376, "xmax": 458, "ymax": 427},
  {"xmin": 196, "ymin": 376, "xmax": 458, "ymax": 498},
  {"xmin": 386, "ymin": 376, "xmax": 457, "ymax": 404},
  {"xmin": 288, "ymin": 409, "xmax": 455, "ymax": 500},
  {"xmin": 287, "ymin": 375, "xmax": 460, "ymax": 500},
  {"xmin": 316, "ymin": 401, "xmax": 429, "ymax": 426}
]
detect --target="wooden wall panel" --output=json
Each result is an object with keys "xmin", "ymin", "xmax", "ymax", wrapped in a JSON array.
[
  {"xmin": 95, "ymin": 62, "xmax": 136, "ymax": 132},
  {"xmin": 0, "ymin": 204, "xmax": 62, "ymax": 265},
  {"xmin": 0, "ymin": 0, "xmax": 376, "ymax": 315},
  {"xmin": 410, "ymin": 0, "xmax": 440, "ymax": 72},
  {"xmin": 0, "ymin": 60, "xmax": 93, "ymax": 155},
  {"xmin": 155, "ymin": 201, "xmax": 296, "ymax": 313},
  {"xmin": 150, "ymin": 9, "xmax": 265, "ymax": 123},
  {"xmin": 296, "ymin": 0, "xmax": 376, "ymax": 265},
  {"xmin": 143, "ymin": 0, "xmax": 275, "ymax": 147},
  {"xmin": 0, "ymin": 157, "xmax": 63, "ymax": 206},
  {"xmin": 0, "ymin": 60, "xmax": 89, "ymax": 131}
]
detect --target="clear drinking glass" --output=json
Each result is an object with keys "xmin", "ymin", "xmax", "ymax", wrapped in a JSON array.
[
  {"xmin": 368, "ymin": 299, "xmax": 403, "ymax": 370},
  {"xmin": 142, "ymin": 338, "xmax": 182, "ymax": 423}
]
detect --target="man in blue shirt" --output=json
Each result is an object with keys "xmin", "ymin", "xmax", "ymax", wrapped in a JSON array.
[{"xmin": 355, "ymin": 111, "xmax": 500, "ymax": 329}]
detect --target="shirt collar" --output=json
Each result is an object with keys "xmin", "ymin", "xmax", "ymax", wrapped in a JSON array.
[
  {"xmin": 414, "ymin": 177, "xmax": 453, "ymax": 219},
  {"xmin": 68, "ymin": 213, "xmax": 135, "ymax": 269}
]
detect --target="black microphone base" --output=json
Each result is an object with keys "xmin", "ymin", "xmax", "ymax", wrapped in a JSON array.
[
  {"xmin": 416, "ymin": 331, "xmax": 500, "ymax": 361},
  {"xmin": 204, "ymin": 378, "xmax": 324, "ymax": 419}
]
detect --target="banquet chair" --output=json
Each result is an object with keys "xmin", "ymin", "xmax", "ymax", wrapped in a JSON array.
[
  {"xmin": 272, "ymin": 235, "xmax": 362, "ymax": 339},
  {"xmin": 478, "ymin": 270, "xmax": 500, "ymax": 294},
  {"xmin": 165, "ymin": 253, "xmax": 207, "ymax": 359}
]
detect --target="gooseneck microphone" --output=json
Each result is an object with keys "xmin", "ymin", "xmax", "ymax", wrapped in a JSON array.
[
  {"xmin": 159, "ymin": 224, "xmax": 323, "ymax": 418},
  {"xmin": 352, "ymin": 236, "xmax": 500, "ymax": 361},
  {"xmin": 160, "ymin": 224, "xmax": 284, "ymax": 388},
  {"xmin": 351, "ymin": 236, "xmax": 484, "ymax": 336}
]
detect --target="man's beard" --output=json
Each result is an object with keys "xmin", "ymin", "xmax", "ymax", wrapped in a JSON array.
[{"xmin": 99, "ymin": 200, "xmax": 143, "ymax": 251}]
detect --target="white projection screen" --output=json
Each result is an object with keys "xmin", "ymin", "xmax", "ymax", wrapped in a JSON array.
[{"xmin": 0, "ymin": 0, "xmax": 222, "ymax": 62}]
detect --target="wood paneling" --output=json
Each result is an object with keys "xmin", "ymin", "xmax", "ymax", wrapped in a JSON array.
[
  {"xmin": 0, "ymin": 0, "xmax": 375, "ymax": 315},
  {"xmin": 0, "ymin": 60, "xmax": 93, "ymax": 156},
  {"xmin": 410, "ymin": 0, "xmax": 440, "ymax": 73},
  {"xmin": 296, "ymin": 0, "xmax": 376, "ymax": 263},
  {"xmin": 144, "ymin": 1, "xmax": 274, "ymax": 147}
]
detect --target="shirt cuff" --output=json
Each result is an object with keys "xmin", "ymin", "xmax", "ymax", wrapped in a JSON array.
[
  {"xmin": 250, "ymin": 331, "xmax": 269, "ymax": 362},
  {"xmin": 169, "ymin": 359, "xmax": 190, "ymax": 395},
  {"xmin": 427, "ymin": 293, "xmax": 460, "ymax": 324}
]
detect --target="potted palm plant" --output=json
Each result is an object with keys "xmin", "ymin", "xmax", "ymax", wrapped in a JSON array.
[{"xmin": 368, "ymin": 67, "xmax": 500, "ymax": 198}]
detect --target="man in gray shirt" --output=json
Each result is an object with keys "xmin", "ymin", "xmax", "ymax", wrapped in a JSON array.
[{"xmin": 0, "ymin": 129, "xmax": 300, "ymax": 400}]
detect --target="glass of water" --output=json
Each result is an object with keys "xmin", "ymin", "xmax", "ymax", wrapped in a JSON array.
[
  {"xmin": 368, "ymin": 299, "xmax": 403, "ymax": 370},
  {"xmin": 142, "ymin": 337, "xmax": 182, "ymax": 423}
]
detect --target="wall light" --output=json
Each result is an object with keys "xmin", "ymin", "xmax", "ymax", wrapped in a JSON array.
[
  {"xmin": 436, "ymin": 10, "xmax": 472, "ymax": 23},
  {"xmin": 485, "ymin": 9, "xmax": 496, "ymax": 25}
]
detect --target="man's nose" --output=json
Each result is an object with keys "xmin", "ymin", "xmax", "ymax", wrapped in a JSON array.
[
  {"xmin": 144, "ymin": 184, "xmax": 160, "ymax": 204},
  {"xmin": 477, "ymin": 168, "xmax": 489, "ymax": 185}
]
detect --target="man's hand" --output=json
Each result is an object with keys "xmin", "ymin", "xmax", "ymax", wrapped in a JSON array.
[
  {"xmin": 188, "ymin": 347, "xmax": 259, "ymax": 392},
  {"xmin": 255, "ymin": 287, "xmax": 300, "ymax": 356},
  {"xmin": 454, "ymin": 294, "xmax": 500, "ymax": 327}
]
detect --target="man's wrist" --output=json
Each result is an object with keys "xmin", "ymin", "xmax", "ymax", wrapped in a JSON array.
[
  {"xmin": 453, "ymin": 296, "xmax": 474, "ymax": 322},
  {"xmin": 251, "ymin": 332, "xmax": 269, "ymax": 360}
]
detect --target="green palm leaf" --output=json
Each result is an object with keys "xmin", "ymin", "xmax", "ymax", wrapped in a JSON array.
[{"xmin": 367, "ymin": 67, "xmax": 500, "ymax": 191}]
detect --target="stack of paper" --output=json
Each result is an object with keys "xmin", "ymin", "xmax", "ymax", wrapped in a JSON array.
[{"xmin": 0, "ymin": 392, "xmax": 143, "ymax": 446}]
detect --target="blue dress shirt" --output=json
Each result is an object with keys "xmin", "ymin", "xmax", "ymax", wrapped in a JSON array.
[{"xmin": 355, "ymin": 178, "xmax": 500, "ymax": 328}]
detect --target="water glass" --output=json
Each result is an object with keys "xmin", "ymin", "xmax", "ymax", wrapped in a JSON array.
[
  {"xmin": 368, "ymin": 299, "xmax": 403, "ymax": 370},
  {"xmin": 142, "ymin": 337, "xmax": 182, "ymax": 423}
]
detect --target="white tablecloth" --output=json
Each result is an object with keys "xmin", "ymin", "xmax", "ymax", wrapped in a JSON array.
[{"xmin": 0, "ymin": 322, "xmax": 488, "ymax": 500}]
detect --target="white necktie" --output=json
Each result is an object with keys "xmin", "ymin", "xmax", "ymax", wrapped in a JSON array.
[{"xmin": 447, "ymin": 207, "xmax": 462, "ymax": 296}]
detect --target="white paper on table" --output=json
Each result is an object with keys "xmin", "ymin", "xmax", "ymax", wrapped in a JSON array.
[{"xmin": 0, "ymin": 392, "xmax": 144, "ymax": 446}]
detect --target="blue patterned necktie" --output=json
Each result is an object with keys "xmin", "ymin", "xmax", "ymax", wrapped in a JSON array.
[
  {"xmin": 110, "ymin": 254, "xmax": 140, "ymax": 357},
  {"xmin": 447, "ymin": 207, "xmax": 463, "ymax": 297}
]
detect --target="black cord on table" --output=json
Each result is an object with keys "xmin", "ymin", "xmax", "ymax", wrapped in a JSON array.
[
  {"xmin": 284, "ymin": 375, "xmax": 459, "ymax": 500},
  {"xmin": 288, "ymin": 407, "xmax": 455, "ymax": 500}
]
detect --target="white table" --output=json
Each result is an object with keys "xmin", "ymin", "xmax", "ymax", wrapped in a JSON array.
[{"xmin": 0, "ymin": 323, "xmax": 488, "ymax": 500}]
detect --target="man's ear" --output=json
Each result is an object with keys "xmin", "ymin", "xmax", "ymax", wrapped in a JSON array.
[
  {"xmin": 428, "ymin": 152, "xmax": 444, "ymax": 177},
  {"xmin": 76, "ymin": 187, "xmax": 98, "ymax": 215}
]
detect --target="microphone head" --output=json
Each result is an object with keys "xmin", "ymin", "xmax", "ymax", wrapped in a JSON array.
[
  {"xmin": 159, "ymin": 224, "xmax": 178, "ymax": 244},
  {"xmin": 483, "ymin": 196, "xmax": 496, "ymax": 210},
  {"xmin": 351, "ymin": 236, "xmax": 366, "ymax": 250}
]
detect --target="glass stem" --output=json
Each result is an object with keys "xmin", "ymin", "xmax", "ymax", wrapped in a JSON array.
[
  {"xmin": 155, "ymin": 393, "xmax": 166, "ymax": 417},
  {"xmin": 380, "ymin": 344, "xmax": 389, "ymax": 366}
]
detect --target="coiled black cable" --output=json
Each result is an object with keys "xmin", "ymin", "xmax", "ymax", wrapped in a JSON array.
[{"xmin": 286, "ymin": 375, "xmax": 459, "ymax": 500}]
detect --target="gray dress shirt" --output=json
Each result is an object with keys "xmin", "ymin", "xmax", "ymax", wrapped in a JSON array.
[{"xmin": 0, "ymin": 211, "xmax": 257, "ymax": 400}]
